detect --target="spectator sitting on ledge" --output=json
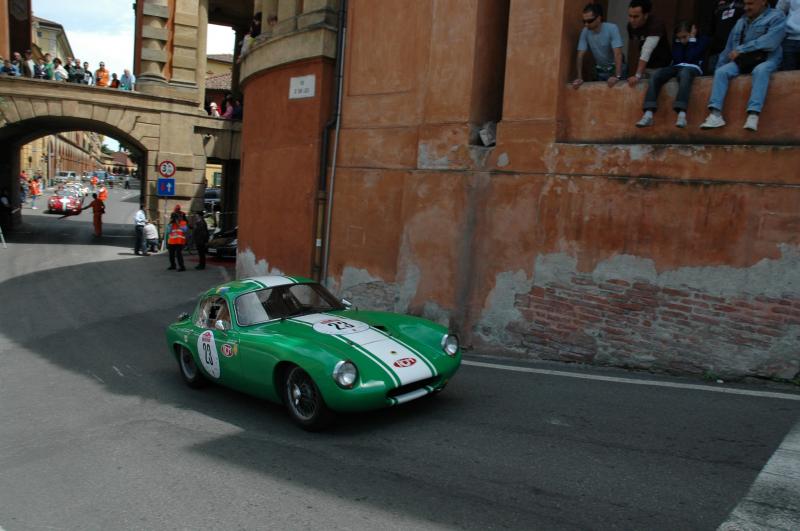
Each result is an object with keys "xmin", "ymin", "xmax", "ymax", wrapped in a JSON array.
[
  {"xmin": 1, "ymin": 58, "xmax": 19, "ymax": 76},
  {"xmin": 626, "ymin": 0, "xmax": 673, "ymax": 86},
  {"xmin": 572, "ymin": 2, "xmax": 626, "ymax": 89},
  {"xmin": 636, "ymin": 21, "xmax": 710, "ymax": 128},
  {"xmin": 700, "ymin": 0, "xmax": 786, "ymax": 132}
]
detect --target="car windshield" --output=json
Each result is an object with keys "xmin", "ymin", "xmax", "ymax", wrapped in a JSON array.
[{"xmin": 235, "ymin": 282, "xmax": 345, "ymax": 326}]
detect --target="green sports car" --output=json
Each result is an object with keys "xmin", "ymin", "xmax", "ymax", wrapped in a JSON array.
[{"xmin": 166, "ymin": 276, "xmax": 461, "ymax": 430}]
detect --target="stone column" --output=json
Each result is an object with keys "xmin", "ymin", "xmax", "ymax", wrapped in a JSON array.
[
  {"xmin": 261, "ymin": 0, "xmax": 278, "ymax": 36},
  {"xmin": 171, "ymin": 0, "xmax": 201, "ymax": 91},
  {"xmin": 194, "ymin": 0, "xmax": 209, "ymax": 107},
  {"xmin": 137, "ymin": 0, "xmax": 170, "ymax": 89},
  {"xmin": 274, "ymin": 0, "xmax": 299, "ymax": 35}
]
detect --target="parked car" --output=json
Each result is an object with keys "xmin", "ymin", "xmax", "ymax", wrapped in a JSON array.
[
  {"xmin": 55, "ymin": 171, "xmax": 78, "ymax": 183},
  {"xmin": 47, "ymin": 188, "xmax": 83, "ymax": 214},
  {"xmin": 165, "ymin": 276, "xmax": 462, "ymax": 429},
  {"xmin": 206, "ymin": 226, "xmax": 237, "ymax": 258}
]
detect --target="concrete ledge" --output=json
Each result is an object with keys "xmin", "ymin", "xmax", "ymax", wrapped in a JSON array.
[
  {"xmin": 562, "ymin": 70, "xmax": 800, "ymax": 145},
  {"xmin": 239, "ymin": 27, "xmax": 337, "ymax": 87}
]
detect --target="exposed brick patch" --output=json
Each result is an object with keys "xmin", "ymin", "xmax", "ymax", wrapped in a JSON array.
[{"xmin": 504, "ymin": 274, "xmax": 800, "ymax": 380}]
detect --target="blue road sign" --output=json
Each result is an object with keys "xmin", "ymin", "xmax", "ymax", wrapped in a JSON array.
[{"xmin": 157, "ymin": 178, "xmax": 176, "ymax": 197}]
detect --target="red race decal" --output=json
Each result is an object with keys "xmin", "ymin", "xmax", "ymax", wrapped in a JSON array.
[
  {"xmin": 221, "ymin": 344, "xmax": 233, "ymax": 357},
  {"xmin": 393, "ymin": 358, "xmax": 417, "ymax": 368}
]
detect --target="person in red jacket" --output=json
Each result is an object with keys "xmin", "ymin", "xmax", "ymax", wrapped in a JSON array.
[
  {"xmin": 84, "ymin": 193, "xmax": 104, "ymax": 237},
  {"xmin": 166, "ymin": 211, "xmax": 188, "ymax": 271}
]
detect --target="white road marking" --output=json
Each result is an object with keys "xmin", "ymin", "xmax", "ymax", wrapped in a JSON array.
[
  {"xmin": 718, "ymin": 422, "xmax": 800, "ymax": 530},
  {"xmin": 463, "ymin": 360, "xmax": 800, "ymax": 402},
  {"xmin": 112, "ymin": 366, "xmax": 124, "ymax": 377}
]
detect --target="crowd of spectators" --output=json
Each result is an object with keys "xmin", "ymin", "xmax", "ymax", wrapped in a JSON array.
[
  {"xmin": 572, "ymin": 0, "xmax": 799, "ymax": 132},
  {"xmin": 0, "ymin": 49, "xmax": 135, "ymax": 91},
  {"xmin": 204, "ymin": 93, "xmax": 242, "ymax": 121}
]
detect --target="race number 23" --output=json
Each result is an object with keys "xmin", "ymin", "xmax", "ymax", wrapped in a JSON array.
[{"xmin": 196, "ymin": 331, "xmax": 221, "ymax": 379}]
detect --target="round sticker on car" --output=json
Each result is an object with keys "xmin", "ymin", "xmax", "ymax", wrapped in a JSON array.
[
  {"xmin": 393, "ymin": 357, "xmax": 417, "ymax": 368},
  {"xmin": 312, "ymin": 317, "xmax": 370, "ymax": 335},
  {"xmin": 197, "ymin": 330, "xmax": 221, "ymax": 378}
]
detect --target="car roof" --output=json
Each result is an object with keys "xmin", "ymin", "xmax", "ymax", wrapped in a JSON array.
[{"xmin": 203, "ymin": 275, "xmax": 315, "ymax": 298}]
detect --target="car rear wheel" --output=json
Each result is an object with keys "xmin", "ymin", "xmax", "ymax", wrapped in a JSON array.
[
  {"xmin": 283, "ymin": 366, "xmax": 334, "ymax": 431},
  {"xmin": 178, "ymin": 346, "xmax": 208, "ymax": 389}
]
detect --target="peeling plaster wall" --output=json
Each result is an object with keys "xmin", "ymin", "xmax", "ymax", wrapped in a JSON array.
[{"xmin": 235, "ymin": 0, "xmax": 800, "ymax": 381}]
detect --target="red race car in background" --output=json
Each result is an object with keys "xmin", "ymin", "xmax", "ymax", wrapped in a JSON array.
[{"xmin": 48, "ymin": 188, "xmax": 84, "ymax": 215}]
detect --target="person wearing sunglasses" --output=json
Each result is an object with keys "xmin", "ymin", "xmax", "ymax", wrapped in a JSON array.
[{"xmin": 572, "ymin": 3, "xmax": 626, "ymax": 88}]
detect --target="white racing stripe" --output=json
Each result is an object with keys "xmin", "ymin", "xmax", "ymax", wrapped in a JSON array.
[
  {"xmin": 463, "ymin": 360, "xmax": 800, "ymax": 402},
  {"xmin": 291, "ymin": 313, "xmax": 434, "ymax": 385},
  {"xmin": 718, "ymin": 421, "xmax": 800, "ymax": 530}
]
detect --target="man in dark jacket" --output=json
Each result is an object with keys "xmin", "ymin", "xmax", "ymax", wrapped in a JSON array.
[
  {"xmin": 706, "ymin": 1, "xmax": 746, "ymax": 73},
  {"xmin": 193, "ymin": 212, "xmax": 210, "ymax": 270}
]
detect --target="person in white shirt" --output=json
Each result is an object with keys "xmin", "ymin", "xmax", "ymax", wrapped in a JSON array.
[
  {"xmin": 144, "ymin": 220, "xmax": 159, "ymax": 253},
  {"xmin": 134, "ymin": 207, "xmax": 149, "ymax": 255}
]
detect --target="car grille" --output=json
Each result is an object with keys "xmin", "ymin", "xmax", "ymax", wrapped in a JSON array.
[{"xmin": 387, "ymin": 376, "xmax": 440, "ymax": 398}]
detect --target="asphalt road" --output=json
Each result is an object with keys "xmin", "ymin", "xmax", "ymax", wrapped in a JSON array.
[{"xmin": 1, "ymin": 187, "xmax": 799, "ymax": 530}]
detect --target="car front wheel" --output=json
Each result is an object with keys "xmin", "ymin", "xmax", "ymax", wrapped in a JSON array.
[
  {"xmin": 178, "ymin": 346, "xmax": 208, "ymax": 389},
  {"xmin": 283, "ymin": 366, "xmax": 334, "ymax": 431}
]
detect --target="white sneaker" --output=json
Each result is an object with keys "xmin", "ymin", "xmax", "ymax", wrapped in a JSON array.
[
  {"xmin": 743, "ymin": 114, "xmax": 759, "ymax": 132},
  {"xmin": 700, "ymin": 113, "xmax": 726, "ymax": 129},
  {"xmin": 635, "ymin": 114, "xmax": 654, "ymax": 128},
  {"xmin": 675, "ymin": 114, "xmax": 687, "ymax": 128}
]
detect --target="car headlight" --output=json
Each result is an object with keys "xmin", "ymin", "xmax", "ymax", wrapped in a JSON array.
[
  {"xmin": 441, "ymin": 334, "xmax": 459, "ymax": 357},
  {"xmin": 332, "ymin": 360, "xmax": 358, "ymax": 388}
]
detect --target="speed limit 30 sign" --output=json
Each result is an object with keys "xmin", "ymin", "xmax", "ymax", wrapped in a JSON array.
[{"xmin": 158, "ymin": 160, "xmax": 176, "ymax": 178}]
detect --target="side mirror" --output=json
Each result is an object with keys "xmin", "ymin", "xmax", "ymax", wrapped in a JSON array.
[
  {"xmin": 214, "ymin": 319, "xmax": 229, "ymax": 331},
  {"xmin": 341, "ymin": 298, "xmax": 353, "ymax": 309},
  {"xmin": 178, "ymin": 312, "xmax": 190, "ymax": 321}
]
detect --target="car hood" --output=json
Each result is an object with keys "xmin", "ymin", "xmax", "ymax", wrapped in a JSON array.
[{"xmin": 252, "ymin": 312, "xmax": 445, "ymax": 387}]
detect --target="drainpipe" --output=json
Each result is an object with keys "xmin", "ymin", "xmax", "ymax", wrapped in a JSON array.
[{"xmin": 318, "ymin": 0, "xmax": 348, "ymax": 286}]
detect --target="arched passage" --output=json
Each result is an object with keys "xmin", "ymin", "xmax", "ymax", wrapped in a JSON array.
[{"xmin": 0, "ymin": 116, "xmax": 149, "ymax": 228}]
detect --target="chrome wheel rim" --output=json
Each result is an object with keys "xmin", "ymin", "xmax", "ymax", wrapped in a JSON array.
[
  {"xmin": 287, "ymin": 369, "xmax": 318, "ymax": 421},
  {"xmin": 180, "ymin": 350, "xmax": 197, "ymax": 379}
]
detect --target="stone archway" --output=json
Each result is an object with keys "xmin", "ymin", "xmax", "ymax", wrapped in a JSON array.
[{"xmin": 0, "ymin": 77, "xmax": 241, "ymax": 231}]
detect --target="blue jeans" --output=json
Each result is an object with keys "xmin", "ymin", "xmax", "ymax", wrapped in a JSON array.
[
  {"xmin": 707, "ymin": 59, "xmax": 780, "ymax": 114},
  {"xmin": 643, "ymin": 66, "xmax": 699, "ymax": 112},
  {"xmin": 782, "ymin": 39, "xmax": 800, "ymax": 71}
]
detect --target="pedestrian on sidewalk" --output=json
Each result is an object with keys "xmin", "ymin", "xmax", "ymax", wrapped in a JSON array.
[
  {"xmin": 84, "ymin": 193, "xmax": 104, "ymax": 237},
  {"xmin": 166, "ymin": 211, "xmax": 187, "ymax": 271},
  {"xmin": 133, "ymin": 206, "xmax": 149, "ymax": 255},
  {"xmin": 124, "ymin": 175, "xmax": 130, "ymax": 189},
  {"xmin": 0, "ymin": 188, "xmax": 11, "ymax": 232},
  {"xmin": 29, "ymin": 177, "xmax": 41, "ymax": 210},
  {"xmin": 193, "ymin": 211, "xmax": 209, "ymax": 270},
  {"xmin": 19, "ymin": 172, "xmax": 28, "ymax": 204}
]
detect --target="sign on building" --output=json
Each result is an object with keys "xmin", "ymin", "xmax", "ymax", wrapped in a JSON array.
[
  {"xmin": 157, "ymin": 178, "xmax": 176, "ymax": 197},
  {"xmin": 289, "ymin": 75, "xmax": 316, "ymax": 100}
]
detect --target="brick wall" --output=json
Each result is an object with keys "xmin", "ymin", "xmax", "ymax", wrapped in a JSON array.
[{"xmin": 510, "ymin": 276, "xmax": 800, "ymax": 380}]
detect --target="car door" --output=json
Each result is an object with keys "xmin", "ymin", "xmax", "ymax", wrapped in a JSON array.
[{"xmin": 192, "ymin": 296, "xmax": 241, "ymax": 386}]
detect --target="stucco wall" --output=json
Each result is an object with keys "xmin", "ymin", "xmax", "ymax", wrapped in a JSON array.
[
  {"xmin": 328, "ymin": 0, "xmax": 800, "ymax": 380},
  {"xmin": 237, "ymin": 58, "xmax": 334, "ymax": 277},
  {"xmin": 236, "ymin": 0, "xmax": 800, "ymax": 380}
]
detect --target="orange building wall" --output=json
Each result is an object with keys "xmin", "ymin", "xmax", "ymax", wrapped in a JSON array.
[
  {"xmin": 238, "ymin": 58, "xmax": 334, "ymax": 276},
  {"xmin": 238, "ymin": 0, "xmax": 800, "ymax": 380},
  {"xmin": 0, "ymin": 0, "xmax": 10, "ymax": 59}
]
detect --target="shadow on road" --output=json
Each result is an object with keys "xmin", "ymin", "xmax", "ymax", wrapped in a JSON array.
[{"xmin": 2, "ymin": 252, "xmax": 799, "ymax": 529}]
